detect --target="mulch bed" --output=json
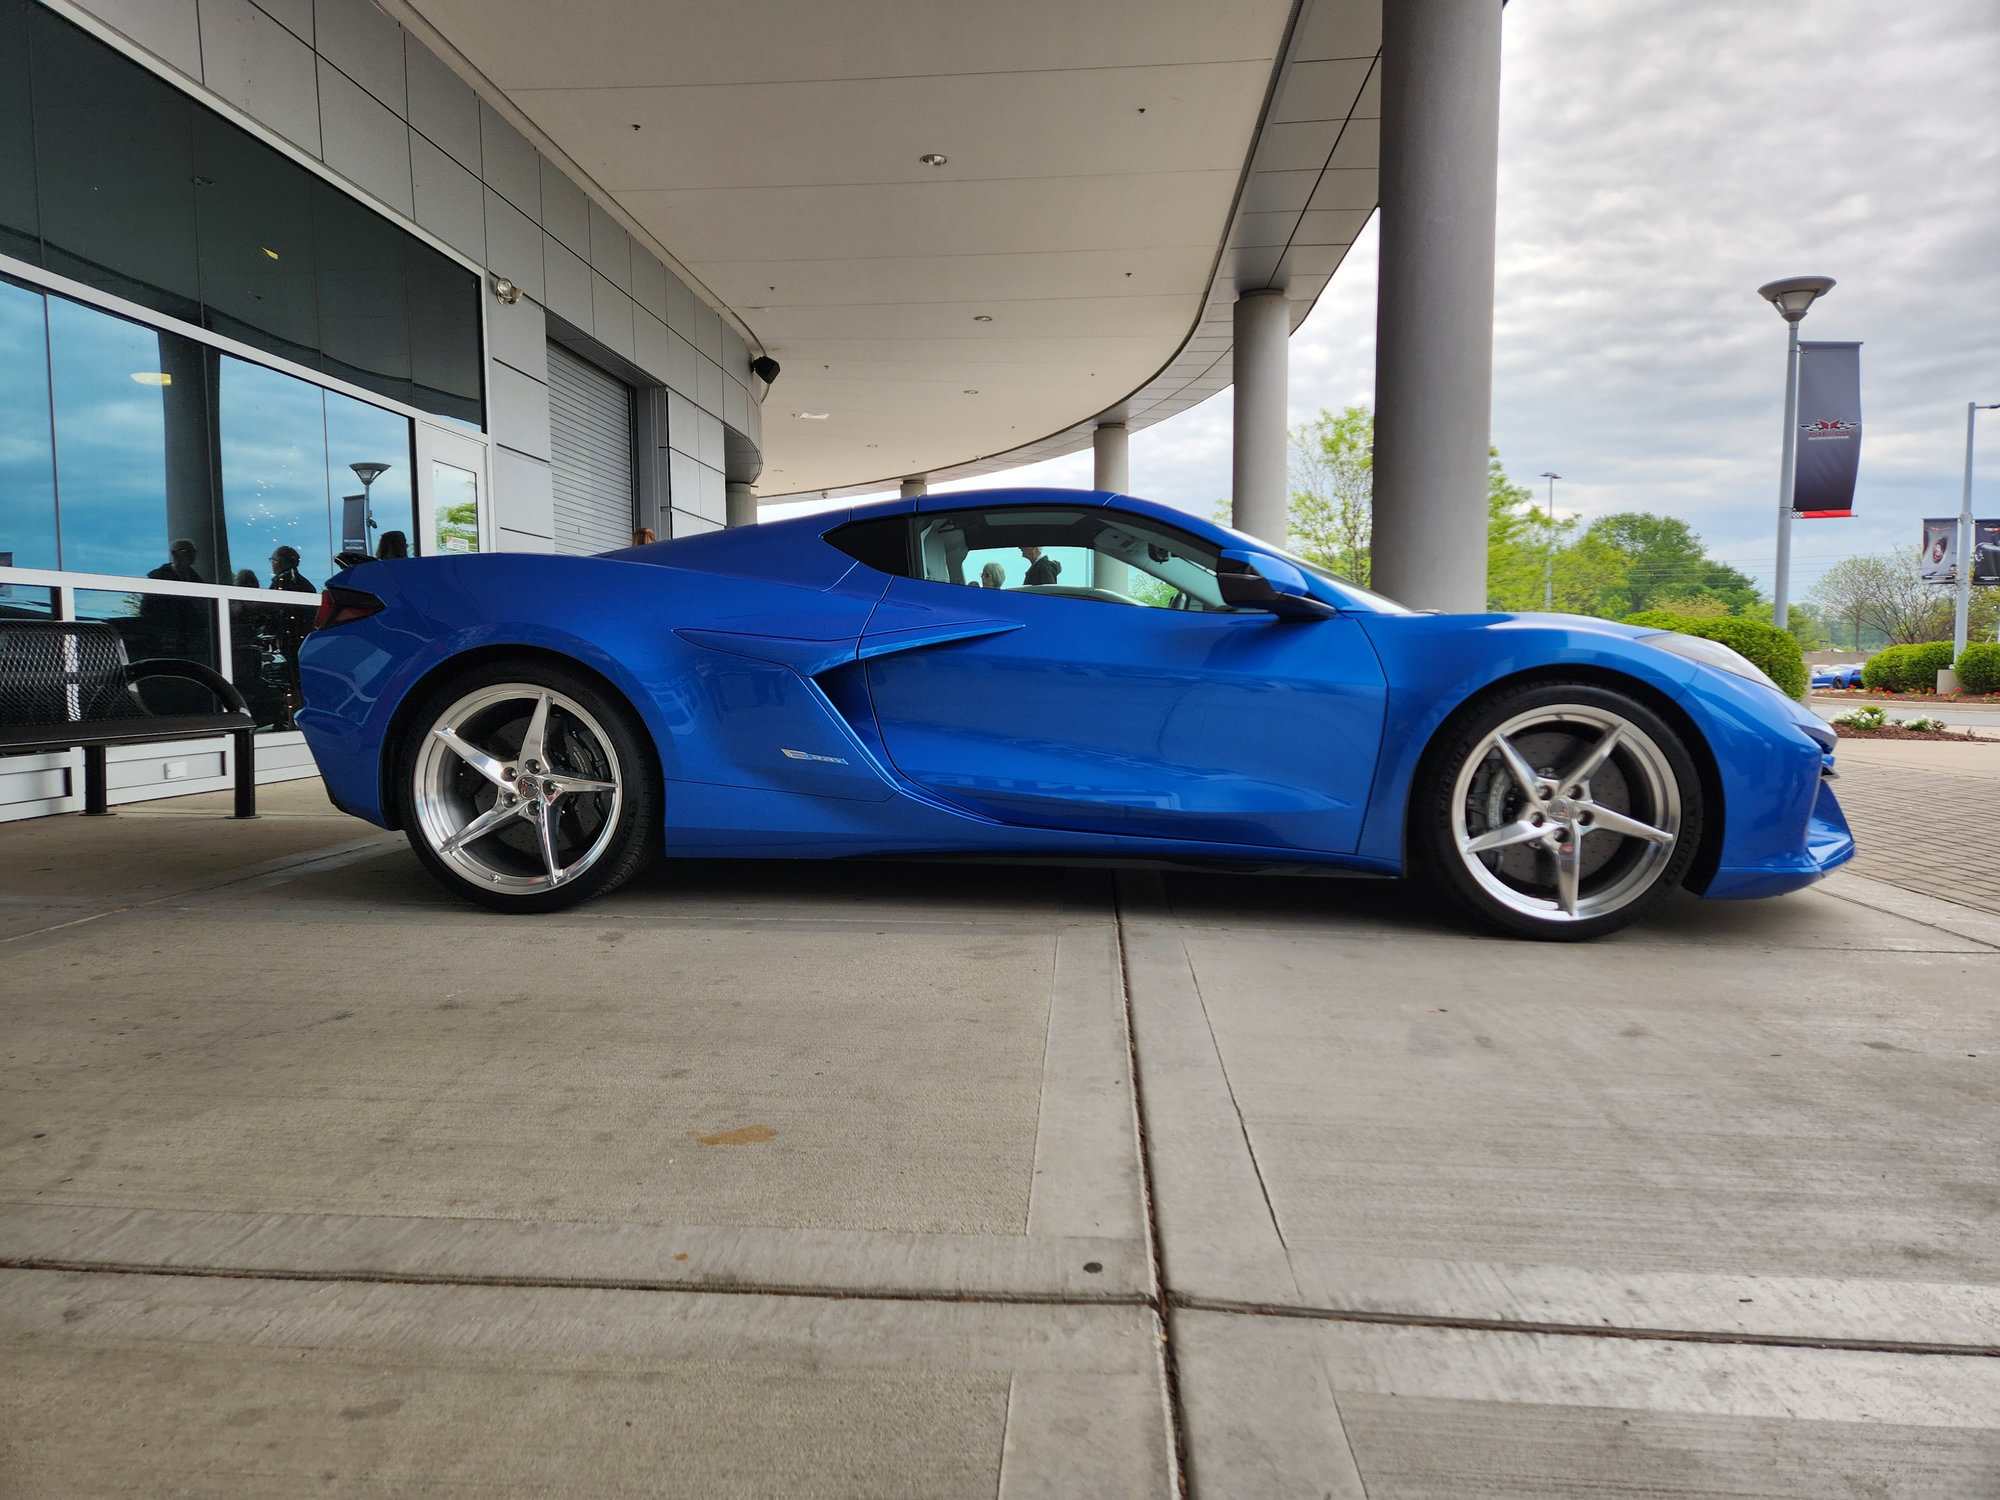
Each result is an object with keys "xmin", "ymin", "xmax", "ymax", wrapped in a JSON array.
[
  {"xmin": 1833, "ymin": 724, "xmax": 1999, "ymax": 742},
  {"xmin": 1814, "ymin": 690, "xmax": 2000, "ymax": 706}
]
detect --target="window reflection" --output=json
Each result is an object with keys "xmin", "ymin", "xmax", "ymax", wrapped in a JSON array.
[
  {"xmin": 73, "ymin": 587, "xmax": 218, "ymax": 716},
  {"xmin": 0, "ymin": 584, "xmax": 55, "ymax": 622},
  {"xmin": 228, "ymin": 598, "xmax": 314, "ymax": 731},
  {"xmin": 432, "ymin": 462, "xmax": 479, "ymax": 554},
  {"xmin": 218, "ymin": 354, "xmax": 331, "ymax": 589},
  {"xmin": 2, "ymin": 0, "xmax": 481, "ymax": 427},
  {"xmin": 47, "ymin": 294, "xmax": 174, "ymax": 579},
  {"xmin": 0, "ymin": 279, "xmax": 57, "ymax": 570},
  {"xmin": 1, "ymin": 275, "xmax": 420, "ymax": 589},
  {"xmin": 326, "ymin": 391, "xmax": 415, "ymax": 567}
]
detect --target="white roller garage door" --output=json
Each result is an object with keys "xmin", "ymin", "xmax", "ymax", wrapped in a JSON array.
[{"xmin": 548, "ymin": 342, "xmax": 636, "ymax": 555}]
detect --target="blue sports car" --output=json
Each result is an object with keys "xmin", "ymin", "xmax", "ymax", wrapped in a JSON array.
[
  {"xmin": 1809, "ymin": 662, "xmax": 1865, "ymax": 690},
  {"xmin": 297, "ymin": 488, "xmax": 1853, "ymax": 940}
]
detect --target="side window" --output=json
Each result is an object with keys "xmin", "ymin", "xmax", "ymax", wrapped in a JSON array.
[
  {"xmin": 910, "ymin": 505, "xmax": 1231, "ymax": 611},
  {"xmin": 824, "ymin": 515, "xmax": 914, "ymax": 576}
]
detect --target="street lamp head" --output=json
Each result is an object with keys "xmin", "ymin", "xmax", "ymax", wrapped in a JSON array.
[
  {"xmin": 350, "ymin": 462, "xmax": 390, "ymax": 487},
  {"xmin": 1757, "ymin": 275, "xmax": 1836, "ymax": 323},
  {"xmin": 1539, "ymin": 472, "xmax": 1562, "ymax": 480}
]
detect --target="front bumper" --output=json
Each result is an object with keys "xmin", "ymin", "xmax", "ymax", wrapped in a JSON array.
[{"xmin": 1704, "ymin": 774, "xmax": 1855, "ymax": 900}]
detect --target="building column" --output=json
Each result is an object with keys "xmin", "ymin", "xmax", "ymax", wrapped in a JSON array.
[
  {"xmin": 1231, "ymin": 289, "xmax": 1290, "ymax": 543},
  {"xmin": 724, "ymin": 482, "xmax": 757, "ymax": 528},
  {"xmin": 1093, "ymin": 422, "xmax": 1132, "ymax": 592},
  {"xmin": 1092, "ymin": 422, "xmax": 1129, "ymax": 493},
  {"xmin": 1370, "ymin": 0, "xmax": 1503, "ymax": 612},
  {"xmin": 900, "ymin": 475, "xmax": 927, "ymax": 499}
]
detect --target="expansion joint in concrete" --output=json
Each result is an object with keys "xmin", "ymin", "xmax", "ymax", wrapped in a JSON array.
[
  {"xmin": 1168, "ymin": 1294, "xmax": 2000, "ymax": 1360},
  {"xmin": 0, "ymin": 1255, "xmax": 1153, "ymax": 1311},
  {"xmin": 1110, "ymin": 873, "xmax": 1193, "ymax": 1499}
]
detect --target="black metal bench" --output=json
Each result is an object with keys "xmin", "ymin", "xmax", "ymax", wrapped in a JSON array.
[{"xmin": 0, "ymin": 620, "xmax": 259, "ymax": 818}]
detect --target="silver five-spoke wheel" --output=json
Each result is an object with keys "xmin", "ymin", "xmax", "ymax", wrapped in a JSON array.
[
  {"xmin": 412, "ymin": 682, "xmax": 624, "ymax": 895},
  {"xmin": 1418, "ymin": 683, "xmax": 1702, "ymax": 940},
  {"xmin": 1452, "ymin": 704, "xmax": 1681, "ymax": 924}
]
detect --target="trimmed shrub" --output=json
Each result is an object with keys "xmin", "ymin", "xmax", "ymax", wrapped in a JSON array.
[
  {"xmin": 1955, "ymin": 642, "xmax": 2000, "ymax": 695},
  {"xmin": 1622, "ymin": 611, "xmax": 1808, "ymax": 699},
  {"xmin": 1862, "ymin": 641, "xmax": 1953, "ymax": 693}
]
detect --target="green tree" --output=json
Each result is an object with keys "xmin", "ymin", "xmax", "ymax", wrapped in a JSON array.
[
  {"xmin": 1285, "ymin": 406, "xmax": 1373, "ymax": 584},
  {"xmin": 1485, "ymin": 456, "xmax": 1633, "ymax": 616},
  {"xmin": 1583, "ymin": 512, "xmax": 1760, "ymax": 616},
  {"xmin": 1806, "ymin": 550, "xmax": 1952, "ymax": 646},
  {"xmin": 1738, "ymin": 601, "xmax": 1829, "ymax": 650}
]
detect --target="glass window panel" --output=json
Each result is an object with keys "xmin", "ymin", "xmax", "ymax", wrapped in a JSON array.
[
  {"xmin": 432, "ymin": 460, "xmax": 479, "ymax": 554},
  {"xmin": 46, "ymin": 294, "xmax": 176, "ymax": 579},
  {"xmin": 0, "ymin": 278, "xmax": 59, "ymax": 571},
  {"xmin": 315, "ymin": 193, "xmax": 413, "ymax": 410},
  {"xmin": 74, "ymin": 586, "xmax": 219, "ymax": 716},
  {"xmin": 228, "ymin": 597, "xmax": 314, "ymax": 732},
  {"xmin": 324, "ymin": 390, "xmax": 415, "ymax": 562},
  {"xmin": 217, "ymin": 354, "xmax": 331, "ymax": 592},
  {"xmin": 0, "ymin": 0, "xmax": 38, "ymax": 262},
  {"xmin": 0, "ymin": 584, "xmax": 56, "ymax": 622},
  {"xmin": 30, "ymin": 7, "xmax": 201, "ymax": 322},
  {"xmin": 191, "ymin": 112, "xmax": 321, "ymax": 367},
  {"xmin": 916, "ymin": 507, "xmax": 1228, "ymax": 611},
  {"xmin": 406, "ymin": 247, "xmax": 484, "ymax": 428}
]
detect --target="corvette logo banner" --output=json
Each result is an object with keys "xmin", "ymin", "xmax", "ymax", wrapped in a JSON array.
[{"xmin": 1792, "ymin": 340, "xmax": 1863, "ymax": 518}]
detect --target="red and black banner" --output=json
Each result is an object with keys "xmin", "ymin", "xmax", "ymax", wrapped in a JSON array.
[{"xmin": 1793, "ymin": 341, "xmax": 1862, "ymax": 518}]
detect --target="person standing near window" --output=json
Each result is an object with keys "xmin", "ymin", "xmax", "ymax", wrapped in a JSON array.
[
  {"xmin": 267, "ymin": 547, "xmax": 315, "ymax": 593},
  {"xmin": 147, "ymin": 540, "xmax": 204, "ymax": 584},
  {"xmin": 1020, "ymin": 546, "xmax": 1061, "ymax": 586}
]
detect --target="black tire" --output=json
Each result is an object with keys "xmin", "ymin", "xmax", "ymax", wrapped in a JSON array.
[
  {"xmin": 1411, "ymin": 680, "xmax": 1704, "ymax": 941},
  {"xmin": 397, "ymin": 660, "xmax": 659, "ymax": 913}
]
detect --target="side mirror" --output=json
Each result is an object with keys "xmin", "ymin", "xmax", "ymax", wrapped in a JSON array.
[{"xmin": 1217, "ymin": 549, "xmax": 1340, "ymax": 621}]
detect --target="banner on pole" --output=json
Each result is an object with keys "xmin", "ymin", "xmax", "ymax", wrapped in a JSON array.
[
  {"xmin": 1924, "ymin": 518, "xmax": 2000, "ymax": 585},
  {"xmin": 1792, "ymin": 340, "xmax": 1862, "ymax": 517}
]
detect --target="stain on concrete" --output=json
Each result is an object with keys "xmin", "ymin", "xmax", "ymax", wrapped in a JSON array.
[{"xmin": 697, "ymin": 1125, "xmax": 775, "ymax": 1146}]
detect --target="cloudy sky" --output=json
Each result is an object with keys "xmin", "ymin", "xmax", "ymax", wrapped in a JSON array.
[{"xmin": 770, "ymin": 0, "xmax": 1999, "ymax": 601}]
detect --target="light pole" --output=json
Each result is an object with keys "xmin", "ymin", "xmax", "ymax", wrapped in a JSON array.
[
  {"xmin": 1537, "ymin": 472, "xmax": 1562, "ymax": 609},
  {"xmin": 1756, "ymin": 275, "xmax": 1836, "ymax": 636},
  {"xmin": 1954, "ymin": 403, "xmax": 2000, "ymax": 659},
  {"xmin": 350, "ymin": 462, "xmax": 389, "ymax": 556}
]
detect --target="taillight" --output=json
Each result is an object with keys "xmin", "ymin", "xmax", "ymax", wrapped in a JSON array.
[{"xmin": 313, "ymin": 586, "xmax": 385, "ymax": 631}]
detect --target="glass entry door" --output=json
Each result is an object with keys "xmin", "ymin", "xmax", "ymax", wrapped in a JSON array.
[{"xmin": 416, "ymin": 425, "xmax": 490, "ymax": 556}]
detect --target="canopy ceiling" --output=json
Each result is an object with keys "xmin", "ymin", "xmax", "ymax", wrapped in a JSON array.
[{"xmin": 400, "ymin": 0, "xmax": 1381, "ymax": 498}]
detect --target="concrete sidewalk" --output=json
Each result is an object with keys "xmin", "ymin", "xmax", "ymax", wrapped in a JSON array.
[{"xmin": 3, "ymin": 781, "xmax": 1998, "ymax": 1496}]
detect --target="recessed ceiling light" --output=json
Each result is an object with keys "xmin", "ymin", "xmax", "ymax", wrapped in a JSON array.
[
  {"xmin": 918, "ymin": 153, "xmax": 948, "ymax": 167},
  {"xmin": 973, "ymin": 315, "xmax": 992, "ymax": 322},
  {"xmin": 795, "ymin": 411, "xmax": 830, "ymax": 420}
]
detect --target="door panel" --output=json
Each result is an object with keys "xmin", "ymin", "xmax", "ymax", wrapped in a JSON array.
[{"xmin": 861, "ymin": 577, "xmax": 1388, "ymax": 852}]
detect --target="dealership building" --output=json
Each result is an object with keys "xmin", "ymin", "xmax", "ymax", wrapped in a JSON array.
[{"xmin": 0, "ymin": 0, "xmax": 1501, "ymax": 820}]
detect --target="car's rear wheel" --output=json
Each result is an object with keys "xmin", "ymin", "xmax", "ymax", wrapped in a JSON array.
[
  {"xmin": 1412, "ymin": 682, "xmax": 1703, "ymax": 940},
  {"xmin": 400, "ymin": 662, "xmax": 658, "ymax": 912}
]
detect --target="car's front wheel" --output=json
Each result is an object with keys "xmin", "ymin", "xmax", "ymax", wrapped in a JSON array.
[
  {"xmin": 1412, "ymin": 682, "xmax": 1703, "ymax": 940},
  {"xmin": 400, "ymin": 662, "xmax": 658, "ymax": 912}
]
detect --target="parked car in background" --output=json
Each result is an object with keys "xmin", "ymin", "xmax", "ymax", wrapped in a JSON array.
[{"xmin": 1810, "ymin": 663, "xmax": 1866, "ymax": 690}]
